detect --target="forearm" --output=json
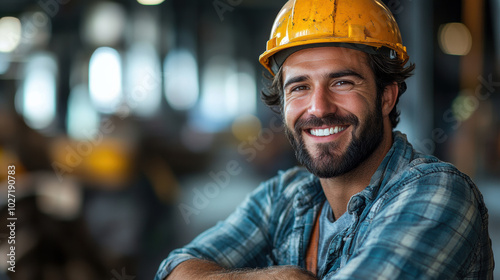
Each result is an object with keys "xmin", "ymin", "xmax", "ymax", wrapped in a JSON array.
[{"xmin": 167, "ymin": 259, "xmax": 318, "ymax": 280}]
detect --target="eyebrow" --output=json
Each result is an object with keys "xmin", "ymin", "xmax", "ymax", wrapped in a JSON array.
[
  {"xmin": 328, "ymin": 70, "xmax": 365, "ymax": 81},
  {"xmin": 283, "ymin": 70, "xmax": 366, "ymax": 90},
  {"xmin": 283, "ymin": 75, "xmax": 308, "ymax": 90}
]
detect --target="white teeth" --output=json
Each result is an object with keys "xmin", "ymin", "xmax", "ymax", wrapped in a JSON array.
[{"xmin": 310, "ymin": 126, "xmax": 346, "ymax": 137}]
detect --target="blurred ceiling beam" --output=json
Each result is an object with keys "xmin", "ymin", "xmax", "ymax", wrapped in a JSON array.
[
  {"xmin": 460, "ymin": 0, "xmax": 485, "ymax": 89},
  {"xmin": 452, "ymin": 0, "xmax": 486, "ymax": 177}
]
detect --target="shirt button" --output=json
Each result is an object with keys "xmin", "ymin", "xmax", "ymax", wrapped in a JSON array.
[{"xmin": 348, "ymin": 196, "xmax": 365, "ymax": 214}]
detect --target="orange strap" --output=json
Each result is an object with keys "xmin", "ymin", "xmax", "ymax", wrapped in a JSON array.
[{"xmin": 305, "ymin": 204, "xmax": 323, "ymax": 275}]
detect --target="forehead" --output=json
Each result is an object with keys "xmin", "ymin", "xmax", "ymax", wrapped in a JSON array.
[{"xmin": 282, "ymin": 46, "xmax": 370, "ymax": 77}]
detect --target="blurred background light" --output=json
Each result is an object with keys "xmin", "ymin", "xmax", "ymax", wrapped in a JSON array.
[
  {"xmin": 36, "ymin": 177, "xmax": 82, "ymax": 220},
  {"xmin": 19, "ymin": 11, "xmax": 51, "ymax": 51},
  {"xmin": 0, "ymin": 16, "xmax": 22, "ymax": 53},
  {"xmin": 66, "ymin": 84, "xmax": 100, "ymax": 140},
  {"xmin": 82, "ymin": 2, "xmax": 126, "ymax": 46},
  {"xmin": 15, "ymin": 53, "xmax": 58, "ymax": 130},
  {"xmin": 438, "ymin": 22, "xmax": 473, "ymax": 56},
  {"xmin": 164, "ymin": 49, "xmax": 199, "ymax": 110},
  {"xmin": 137, "ymin": 0, "xmax": 166, "ymax": 5},
  {"xmin": 84, "ymin": 142, "xmax": 131, "ymax": 186},
  {"xmin": 89, "ymin": 47, "xmax": 123, "ymax": 114},
  {"xmin": 228, "ymin": 61, "xmax": 257, "ymax": 116},
  {"xmin": 192, "ymin": 57, "xmax": 257, "ymax": 132},
  {"xmin": 125, "ymin": 42, "xmax": 162, "ymax": 117},
  {"xmin": 195, "ymin": 55, "xmax": 236, "ymax": 132},
  {"xmin": 232, "ymin": 114, "xmax": 262, "ymax": 142},
  {"xmin": 452, "ymin": 89, "xmax": 477, "ymax": 122}
]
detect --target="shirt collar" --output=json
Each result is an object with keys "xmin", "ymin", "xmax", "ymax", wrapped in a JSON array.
[
  {"xmin": 359, "ymin": 131, "xmax": 413, "ymax": 202},
  {"xmin": 294, "ymin": 174, "xmax": 325, "ymax": 215}
]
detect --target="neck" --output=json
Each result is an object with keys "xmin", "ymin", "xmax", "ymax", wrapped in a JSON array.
[{"xmin": 320, "ymin": 128, "xmax": 394, "ymax": 219}]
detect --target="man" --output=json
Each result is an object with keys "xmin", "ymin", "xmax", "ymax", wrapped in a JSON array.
[{"xmin": 156, "ymin": 0, "xmax": 495, "ymax": 279}]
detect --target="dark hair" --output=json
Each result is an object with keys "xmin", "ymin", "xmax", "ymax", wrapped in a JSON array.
[{"xmin": 260, "ymin": 51, "xmax": 416, "ymax": 128}]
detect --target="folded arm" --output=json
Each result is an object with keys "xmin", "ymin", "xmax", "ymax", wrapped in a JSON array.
[
  {"xmin": 155, "ymin": 177, "xmax": 294, "ymax": 279},
  {"xmin": 167, "ymin": 259, "xmax": 317, "ymax": 280}
]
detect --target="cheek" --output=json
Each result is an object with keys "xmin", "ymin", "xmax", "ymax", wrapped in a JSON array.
[
  {"xmin": 341, "ymin": 98, "xmax": 362, "ymax": 115},
  {"xmin": 283, "ymin": 96, "xmax": 304, "ymax": 128},
  {"xmin": 344, "ymin": 91, "xmax": 374, "ymax": 118}
]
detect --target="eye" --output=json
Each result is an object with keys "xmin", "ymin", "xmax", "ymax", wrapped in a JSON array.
[
  {"xmin": 290, "ymin": 85, "xmax": 309, "ymax": 93},
  {"xmin": 333, "ymin": 80, "xmax": 354, "ymax": 91}
]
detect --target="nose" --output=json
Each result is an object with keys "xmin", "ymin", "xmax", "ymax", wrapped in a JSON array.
[{"xmin": 307, "ymin": 85, "xmax": 337, "ymax": 118}]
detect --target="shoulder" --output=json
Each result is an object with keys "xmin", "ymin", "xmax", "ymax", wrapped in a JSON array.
[
  {"xmin": 382, "ymin": 132, "xmax": 480, "ymax": 205},
  {"xmin": 389, "ymin": 132, "xmax": 474, "ymax": 188},
  {"xmin": 376, "ymin": 151, "xmax": 486, "ymax": 223},
  {"xmin": 399, "ymin": 153, "xmax": 477, "ymax": 197},
  {"xmin": 374, "ymin": 132, "xmax": 487, "ymax": 219},
  {"xmin": 367, "ymin": 151, "xmax": 492, "ymax": 275}
]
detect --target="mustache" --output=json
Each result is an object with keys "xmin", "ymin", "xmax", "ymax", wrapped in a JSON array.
[{"xmin": 294, "ymin": 113, "xmax": 359, "ymax": 132}]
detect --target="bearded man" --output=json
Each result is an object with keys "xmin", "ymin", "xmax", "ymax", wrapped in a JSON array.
[{"xmin": 156, "ymin": 0, "xmax": 494, "ymax": 279}]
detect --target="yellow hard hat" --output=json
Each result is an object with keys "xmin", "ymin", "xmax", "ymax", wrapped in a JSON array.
[{"xmin": 259, "ymin": 0, "xmax": 409, "ymax": 75}]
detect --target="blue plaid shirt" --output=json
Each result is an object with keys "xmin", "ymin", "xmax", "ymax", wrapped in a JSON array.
[{"xmin": 155, "ymin": 132, "xmax": 494, "ymax": 279}]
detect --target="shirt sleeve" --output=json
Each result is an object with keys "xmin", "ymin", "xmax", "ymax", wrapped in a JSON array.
[
  {"xmin": 154, "ymin": 178, "xmax": 278, "ymax": 280},
  {"xmin": 330, "ymin": 168, "xmax": 493, "ymax": 279}
]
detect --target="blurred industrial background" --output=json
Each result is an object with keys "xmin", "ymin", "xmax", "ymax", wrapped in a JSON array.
[{"xmin": 0, "ymin": 0, "xmax": 498, "ymax": 279}]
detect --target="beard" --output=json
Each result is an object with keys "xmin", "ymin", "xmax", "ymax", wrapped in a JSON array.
[{"xmin": 284, "ymin": 100, "xmax": 384, "ymax": 178}]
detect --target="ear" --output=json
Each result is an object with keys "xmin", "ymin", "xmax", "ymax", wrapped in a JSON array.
[{"xmin": 381, "ymin": 82, "xmax": 399, "ymax": 117}]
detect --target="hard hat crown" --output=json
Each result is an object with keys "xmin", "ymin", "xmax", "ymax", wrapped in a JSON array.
[{"xmin": 259, "ymin": 0, "xmax": 409, "ymax": 75}]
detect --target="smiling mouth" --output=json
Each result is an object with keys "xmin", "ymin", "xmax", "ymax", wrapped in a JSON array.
[{"xmin": 309, "ymin": 126, "xmax": 348, "ymax": 137}]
